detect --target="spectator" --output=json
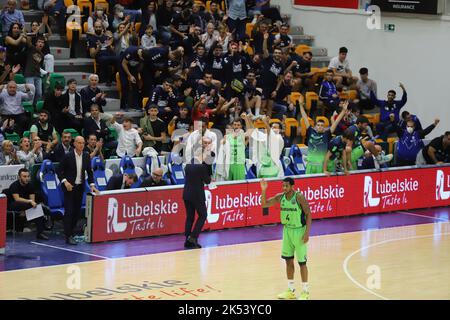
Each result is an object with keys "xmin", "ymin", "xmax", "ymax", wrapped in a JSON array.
[
  {"xmin": 61, "ymin": 78, "xmax": 83, "ymax": 133},
  {"xmin": 0, "ymin": 81, "xmax": 32, "ymax": 135},
  {"xmin": 371, "ymin": 82, "xmax": 407, "ymax": 141},
  {"xmin": 416, "ymin": 131, "xmax": 450, "ymax": 165},
  {"xmin": 42, "ymin": 0, "xmax": 66, "ymax": 34},
  {"xmin": 274, "ymin": 24, "xmax": 293, "ymax": 52},
  {"xmin": 318, "ymin": 69, "xmax": 340, "ymax": 118},
  {"xmin": 42, "ymin": 82, "xmax": 64, "ymax": 131},
  {"xmin": 7, "ymin": 168, "xmax": 48, "ymax": 239},
  {"xmin": 168, "ymin": 104, "xmax": 192, "ymax": 132},
  {"xmin": 87, "ymin": 22, "xmax": 118, "ymax": 85},
  {"xmin": 24, "ymin": 35, "xmax": 45, "ymax": 105},
  {"xmin": 398, "ymin": 110, "xmax": 422, "ymax": 132},
  {"xmin": 16, "ymin": 136, "xmax": 44, "ymax": 169},
  {"xmin": 208, "ymin": 1, "xmax": 224, "ymax": 28},
  {"xmin": 45, "ymin": 130, "xmax": 72, "ymax": 162},
  {"xmin": 253, "ymin": 21, "xmax": 274, "ymax": 55},
  {"xmin": 106, "ymin": 172, "xmax": 138, "ymax": 190},
  {"xmin": 243, "ymin": 70, "xmax": 262, "ymax": 118},
  {"xmin": 272, "ymin": 71, "xmax": 295, "ymax": 119},
  {"xmin": 80, "ymin": 74, "xmax": 107, "ymax": 116},
  {"xmin": 0, "ymin": 118, "xmax": 14, "ymax": 144},
  {"xmin": 0, "ymin": 0, "xmax": 25, "ymax": 37},
  {"xmin": 140, "ymin": 1, "xmax": 158, "ymax": 37},
  {"xmin": 328, "ymin": 47, "xmax": 358, "ymax": 88},
  {"xmin": 84, "ymin": 134, "xmax": 104, "ymax": 161},
  {"xmin": 4, "ymin": 22, "xmax": 27, "ymax": 68},
  {"xmin": 170, "ymin": 8, "xmax": 198, "ymax": 47},
  {"xmin": 185, "ymin": 117, "xmax": 217, "ymax": 163},
  {"xmin": 323, "ymin": 129, "xmax": 355, "ymax": 176},
  {"xmin": 223, "ymin": 41, "xmax": 248, "ymax": 99},
  {"xmin": 87, "ymin": 4, "xmax": 109, "ymax": 35},
  {"xmin": 110, "ymin": 114, "xmax": 143, "ymax": 158},
  {"xmin": 201, "ymin": 22, "xmax": 219, "ymax": 53},
  {"xmin": 141, "ymin": 24, "xmax": 157, "ymax": 49},
  {"xmin": 119, "ymin": 45, "xmax": 144, "ymax": 110},
  {"xmin": 148, "ymin": 78, "xmax": 177, "ymax": 123},
  {"xmin": 288, "ymin": 50, "xmax": 313, "ymax": 93},
  {"xmin": 140, "ymin": 168, "xmax": 167, "ymax": 187},
  {"xmin": 216, "ymin": 22, "xmax": 231, "ymax": 54},
  {"xmin": 29, "ymin": 109, "xmax": 58, "ymax": 153},
  {"xmin": 113, "ymin": 22, "xmax": 134, "ymax": 56},
  {"xmin": 227, "ymin": 0, "xmax": 247, "ymax": 41},
  {"xmin": 205, "ymin": 43, "xmax": 226, "ymax": 88},
  {"xmin": 356, "ymin": 67, "xmax": 377, "ymax": 113},
  {"xmin": 0, "ymin": 46, "xmax": 18, "ymax": 84},
  {"xmin": 155, "ymin": 0, "xmax": 174, "ymax": 44},
  {"xmin": 0, "ymin": 139, "xmax": 19, "ymax": 164},
  {"xmin": 139, "ymin": 104, "xmax": 168, "ymax": 153},
  {"xmin": 395, "ymin": 118, "xmax": 439, "ymax": 166},
  {"xmin": 28, "ymin": 18, "xmax": 54, "ymax": 78}
]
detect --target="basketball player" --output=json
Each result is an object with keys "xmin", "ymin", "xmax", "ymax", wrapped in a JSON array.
[{"xmin": 260, "ymin": 177, "xmax": 312, "ymax": 300}]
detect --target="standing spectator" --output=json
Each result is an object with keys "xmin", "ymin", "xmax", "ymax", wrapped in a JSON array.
[
  {"xmin": 80, "ymin": 74, "xmax": 107, "ymax": 115},
  {"xmin": 328, "ymin": 47, "xmax": 358, "ymax": 88},
  {"xmin": 113, "ymin": 22, "xmax": 134, "ymax": 56},
  {"xmin": 208, "ymin": 1, "xmax": 224, "ymax": 28},
  {"xmin": 138, "ymin": 105, "xmax": 167, "ymax": 154},
  {"xmin": 398, "ymin": 110, "xmax": 422, "ymax": 132},
  {"xmin": 416, "ymin": 131, "xmax": 450, "ymax": 165},
  {"xmin": 7, "ymin": 168, "xmax": 48, "ymax": 239},
  {"xmin": 170, "ymin": 8, "xmax": 197, "ymax": 48},
  {"xmin": 42, "ymin": 82, "xmax": 64, "ymax": 131},
  {"xmin": 28, "ymin": 18, "xmax": 54, "ymax": 79},
  {"xmin": 24, "ymin": 35, "xmax": 45, "ymax": 105},
  {"xmin": 227, "ymin": 0, "xmax": 247, "ymax": 41},
  {"xmin": 4, "ymin": 22, "xmax": 27, "ymax": 68},
  {"xmin": 272, "ymin": 71, "xmax": 295, "ymax": 119},
  {"xmin": 0, "ymin": 81, "xmax": 32, "ymax": 135},
  {"xmin": 223, "ymin": 41, "xmax": 248, "ymax": 99},
  {"xmin": 356, "ymin": 67, "xmax": 377, "ymax": 113},
  {"xmin": 110, "ymin": 114, "xmax": 143, "ymax": 158},
  {"xmin": 201, "ymin": 22, "xmax": 219, "ymax": 53},
  {"xmin": 371, "ymin": 82, "xmax": 407, "ymax": 141},
  {"xmin": 1, "ymin": 0, "xmax": 25, "ymax": 37},
  {"xmin": 57, "ymin": 136, "xmax": 98, "ymax": 245},
  {"xmin": 16, "ymin": 136, "xmax": 44, "ymax": 169},
  {"xmin": 395, "ymin": 118, "xmax": 439, "ymax": 166},
  {"xmin": 119, "ymin": 46, "xmax": 144, "ymax": 110},
  {"xmin": 140, "ymin": 1, "xmax": 158, "ymax": 37},
  {"xmin": 252, "ymin": 21, "xmax": 274, "ymax": 55},
  {"xmin": 61, "ymin": 79, "xmax": 83, "ymax": 133},
  {"xmin": 0, "ymin": 139, "xmax": 19, "ymax": 165},
  {"xmin": 156, "ymin": 0, "xmax": 174, "ymax": 44},
  {"xmin": 45, "ymin": 130, "xmax": 72, "ymax": 162},
  {"xmin": 42, "ymin": 0, "xmax": 66, "ymax": 34},
  {"xmin": 84, "ymin": 134, "xmax": 104, "ymax": 161},
  {"xmin": 29, "ymin": 109, "xmax": 58, "ymax": 153}
]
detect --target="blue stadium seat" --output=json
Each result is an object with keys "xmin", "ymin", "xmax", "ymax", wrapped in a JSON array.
[
  {"xmin": 282, "ymin": 156, "xmax": 296, "ymax": 176},
  {"xmin": 91, "ymin": 156, "xmax": 109, "ymax": 191},
  {"xmin": 245, "ymin": 159, "xmax": 257, "ymax": 179},
  {"xmin": 39, "ymin": 160, "xmax": 64, "ymax": 216},
  {"xmin": 167, "ymin": 153, "xmax": 185, "ymax": 185},
  {"xmin": 120, "ymin": 155, "xmax": 137, "ymax": 175},
  {"xmin": 289, "ymin": 144, "xmax": 306, "ymax": 175}
]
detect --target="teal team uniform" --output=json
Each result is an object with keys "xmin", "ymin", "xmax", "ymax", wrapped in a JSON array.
[
  {"xmin": 347, "ymin": 124, "xmax": 365, "ymax": 170},
  {"xmin": 280, "ymin": 191, "xmax": 307, "ymax": 263},
  {"xmin": 305, "ymin": 127, "xmax": 332, "ymax": 174},
  {"xmin": 227, "ymin": 133, "xmax": 246, "ymax": 181}
]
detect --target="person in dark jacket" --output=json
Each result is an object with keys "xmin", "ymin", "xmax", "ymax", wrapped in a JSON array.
[{"xmin": 106, "ymin": 173, "xmax": 138, "ymax": 190}]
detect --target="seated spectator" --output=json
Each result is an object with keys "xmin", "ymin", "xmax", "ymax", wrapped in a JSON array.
[
  {"xmin": 140, "ymin": 168, "xmax": 167, "ymax": 188},
  {"xmin": 4, "ymin": 22, "xmax": 27, "ymax": 68},
  {"xmin": 272, "ymin": 71, "xmax": 295, "ymax": 119},
  {"xmin": 141, "ymin": 24, "xmax": 156, "ymax": 49},
  {"xmin": 24, "ymin": 35, "xmax": 45, "ymax": 105},
  {"xmin": 140, "ymin": 1, "xmax": 158, "ymax": 37},
  {"xmin": 288, "ymin": 50, "xmax": 313, "ymax": 93},
  {"xmin": 398, "ymin": 110, "xmax": 422, "ymax": 132},
  {"xmin": 0, "ymin": 45, "xmax": 18, "ymax": 84},
  {"xmin": 395, "ymin": 118, "xmax": 439, "ymax": 166},
  {"xmin": 319, "ymin": 70, "xmax": 340, "ymax": 118},
  {"xmin": 110, "ymin": 114, "xmax": 143, "ymax": 158},
  {"xmin": 328, "ymin": 47, "xmax": 358, "ymax": 88},
  {"xmin": 0, "ymin": 139, "xmax": 18, "ymax": 164},
  {"xmin": 273, "ymin": 24, "xmax": 293, "ymax": 52},
  {"xmin": 416, "ymin": 131, "xmax": 450, "ymax": 165},
  {"xmin": 0, "ymin": 118, "xmax": 15, "ymax": 144},
  {"xmin": 371, "ymin": 82, "xmax": 407, "ymax": 141},
  {"xmin": 139, "ymin": 104, "xmax": 168, "ymax": 154},
  {"xmin": 0, "ymin": 81, "xmax": 32, "ymax": 135},
  {"xmin": 87, "ymin": 22, "xmax": 118, "ymax": 85},
  {"xmin": 243, "ymin": 70, "xmax": 262, "ymax": 118},
  {"xmin": 148, "ymin": 78, "xmax": 178, "ymax": 123},
  {"xmin": 16, "ymin": 136, "xmax": 44, "ymax": 169},
  {"xmin": 356, "ymin": 67, "xmax": 377, "ymax": 113},
  {"xmin": 216, "ymin": 22, "xmax": 231, "ymax": 54},
  {"xmin": 168, "ymin": 105, "xmax": 192, "ymax": 132},
  {"xmin": 87, "ymin": 4, "xmax": 109, "ymax": 35},
  {"xmin": 29, "ymin": 109, "xmax": 58, "ymax": 153},
  {"xmin": 61, "ymin": 79, "xmax": 83, "ymax": 133},
  {"xmin": 7, "ymin": 168, "xmax": 48, "ymax": 239},
  {"xmin": 84, "ymin": 134, "xmax": 104, "ymax": 161},
  {"xmin": 45, "ymin": 130, "xmax": 72, "ymax": 162},
  {"xmin": 0, "ymin": 0, "xmax": 25, "ymax": 37},
  {"xmin": 106, "ymin": 172, "xmax": 138, "ymax": 190},
  {"xmin": 201, "ymin": 22, "xmax": 219, "ymax": 53},
  {"xmin": 80, "ymin": 74, "xmax": 107, "ymax": 116}
]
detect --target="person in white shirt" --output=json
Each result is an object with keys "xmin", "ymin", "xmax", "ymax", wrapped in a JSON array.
[
  {"xmin": 110, "ymin": 113, "xmax": 143, "ymax": 157},
  {"xmin": 17, "ymin": 136, "xmax": 44, "ymax": 169},
  {"xmin": 141, "ymin": 24, "xmax": 156, "ymax": 50},
  {"xmin": 185, "ymin": 117, "xmax": 218, "ymax": 165},
  {"xmin": 328, "ymin": 47, "xmax": 358, "ymax": 88},
  {"xmin": 356, "ymin": 67, "xmax": 377, "ymax": 113}
]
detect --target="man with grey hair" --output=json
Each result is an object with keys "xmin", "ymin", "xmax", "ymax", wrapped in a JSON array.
[
  {"xmin": 80, "ymin": 73, "xmax": 112, "ymax": 122},
  {"xmin": 140, "ymin": 167, "xmax": 167, "ymax": 188},
  {"xmin": 0, "ymin": 81, "xmax": 32, "ymax": 135},
  {"xmin": 0, "ymin": 0, "xmax": 25, "ymax": 37}
]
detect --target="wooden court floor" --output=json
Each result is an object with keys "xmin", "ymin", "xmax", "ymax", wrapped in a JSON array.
[{"xmin": 1, "ymin": 222, "xmax": 449, "ymax": 300}]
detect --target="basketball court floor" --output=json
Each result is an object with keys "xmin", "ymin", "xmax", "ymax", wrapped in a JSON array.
[{"xmin": 0, "ymin": 207, "xmax": 449, "ymax": 300}]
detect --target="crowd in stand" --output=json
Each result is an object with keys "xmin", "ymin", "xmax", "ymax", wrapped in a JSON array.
[{"xmin": 0, "ymin": 0, "xmax": 448, "ymax": 184}]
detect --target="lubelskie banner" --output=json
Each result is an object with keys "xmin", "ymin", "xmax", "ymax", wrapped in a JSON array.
[{"xmin": 86, "ymin": 166, "xmax": 450, "ymax": 243}]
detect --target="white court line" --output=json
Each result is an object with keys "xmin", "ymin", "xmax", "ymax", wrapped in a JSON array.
[
  {"xmin": 398, "ymin": 211, "xmax": 449, "ymax": 222},
  {"xmin": 342, "ymin": 232, "xmax": 450, "ymax": 300},
  {"xmin": 30, "ymin": 242, "xmax": 110, "ymax": 260}
]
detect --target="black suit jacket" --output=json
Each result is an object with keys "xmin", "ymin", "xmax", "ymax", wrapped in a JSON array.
[
  {"xmin": 140, "ymin": 176, "xmax": 167, "ymax": 188},
  {"xmin": 182, "ymin": 163, "xmax": 211, "ymax": 202},
  {"xmin": 61, "ymin": 91, "xmax": 83, "ymax": 116},
  {"xmin": 57, "ymin": 150, "xmax": 94, "ymax": 187},
  {"xmin": 83, "ymin": 116, "xmax": 110, "ymax": 141},
  {"xmin": 106, "ymin": 174, "xmax": 125, "ymax": 191},
  {"xmin": 45, "ymin": 143, "xmax": 73, "ymax": 163}
]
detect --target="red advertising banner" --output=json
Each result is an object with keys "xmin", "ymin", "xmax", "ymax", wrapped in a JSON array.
[
  {"xmin": 294, "ymin": 0, "xmax": 359, "ymax": 9},
  {"xmin": 86, "ymin": 166, "xmax": 450, "ymax": 243},
  {"xmin": 0, "ymin": 194, "xmax": 6, "ymax": 254}
]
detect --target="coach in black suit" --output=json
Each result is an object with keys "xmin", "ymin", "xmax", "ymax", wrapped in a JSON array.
[
  {"xmin": 106, "ymin": 173, "xmax": 138, "ymax": 190},
  {"xmin": 183, "ymin": 151, "xmax": 212, "ymax": 249},
  {"xmin": 57, "ymin": 136, "xmax": 99, "ymax": 245}
]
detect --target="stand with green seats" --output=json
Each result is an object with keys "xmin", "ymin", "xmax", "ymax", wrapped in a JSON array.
[
  {"xmin": 45, "ymin": 74, "xmax": 66, "ymax": 92},
  {"xmin": 14, "ymin": 73, "xmax": 25, "ymax": 84},
  {"xmin": 63, "ymin": 128, "xmax": 80, "ymax": 138},
  {"xmin": 5, "ymin": 132, "xmax": 21, "ymax": 144}
]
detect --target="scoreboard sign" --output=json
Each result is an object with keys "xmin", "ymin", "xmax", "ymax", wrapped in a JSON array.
[{"xmin": 371, "ymin": 0, "xmax": 443, "ymax": 15}]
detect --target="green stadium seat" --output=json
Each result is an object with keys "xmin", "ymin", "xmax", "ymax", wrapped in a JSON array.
[
  {"xmin": 14, "ymin": 73, "xmax": 25, "ymax": 84},
  {"xmin": 36, "ymin": 100, "xmax": 44, "ymax": 112},
  {"xmin": 23, "ymin": 131, "xmax": 30, "ymax": 139},
  {"xmin": 22, "ymin": 101, "xmax": 34, "ymax": 114},
  {"xmin": 46, "ymin": 73, "xmax": 66, "ymax": 92},
  {"xmin": 5, "ymin": 132, "xmax": 21, "ymax": 144},
  {"xmin": 108, "ymin": 127, "xmax": 118, "ymax": 139},
  {"xmin": 63, "ymin": 128, "xmax": 80, "ymax": 138}
]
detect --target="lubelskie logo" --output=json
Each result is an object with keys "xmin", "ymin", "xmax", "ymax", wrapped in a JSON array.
[
  {"xmin": 436, "ymin": 170, "xmax": 450, "ymax": 201},
  {"xmin": 364, "ymin": 176, "xmax": 380, "ymax": 208},
  {"xmin": 107, "ymin": 198, "xmax": 127, "ymax": 233},
  {"xmin": 205, "ymin": 190, "xmax": 219, "ymax": 224}
]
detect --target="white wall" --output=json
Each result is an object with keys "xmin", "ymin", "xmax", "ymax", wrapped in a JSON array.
[{"xmin": 273, "ymin": 0, "xmax": 450, "ymax": 138}]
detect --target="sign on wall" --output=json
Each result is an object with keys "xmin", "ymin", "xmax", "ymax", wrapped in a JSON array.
[
  {"xmin": 0, "ymin": 164, "xmax": 24, "ymax": 192},
  {"xmin": 294, "ymin": 0, "xmax": 359, "ymax": 9},
  {"xmin": 371, "ymin": 0, "xmax": 442, "ymax": 14}
]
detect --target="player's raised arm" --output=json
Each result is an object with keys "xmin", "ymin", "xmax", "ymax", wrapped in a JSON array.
[{"xmin": 260, "ymin": 179, "xmax": 282, "ymax": 208}]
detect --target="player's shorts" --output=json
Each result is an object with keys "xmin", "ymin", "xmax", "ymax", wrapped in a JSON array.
[
  {"xmin": 228, "ymin": 163, "xmax": 246, "ymax": 181},
  {"xmin": 350, "ymin": 145, "xmax": 365, "ymax": 170},
  {"xmin": 281, "ymin": 226, "xmax": 308, "ymax": 264},
  {"xmin": 305, "ymin": 153, "xmax": 325, "ymax": 174}
]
